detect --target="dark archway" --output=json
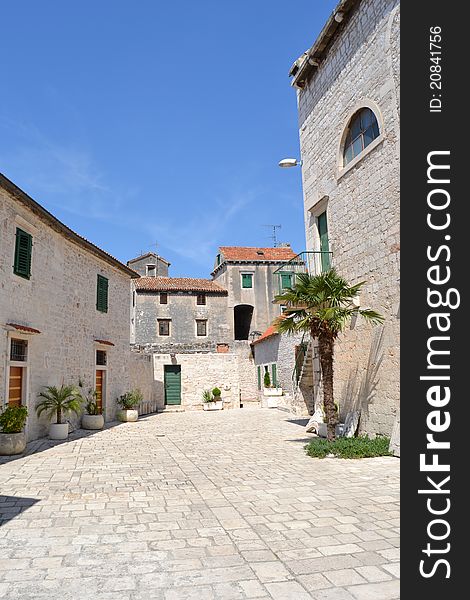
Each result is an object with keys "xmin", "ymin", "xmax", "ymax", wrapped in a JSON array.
[{"xmin": 234, "ymin": 305, "xmax": 254, "ymax": 340}]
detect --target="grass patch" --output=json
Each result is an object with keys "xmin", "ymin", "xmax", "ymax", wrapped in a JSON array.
[{"xmin": 305, "ymin": 435, "xmax": 392, "ymax": 459}]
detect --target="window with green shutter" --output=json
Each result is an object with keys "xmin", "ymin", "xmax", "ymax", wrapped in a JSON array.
[
  {"xmin": 257, "ymin": 366, "xmax": 261, "ymax": 390},
  {"xmin": 281, "ymin": 273, "xmax": 292, "ymax": 289},
  {"xmin": 96, "ymin": 275, "xmax": 109, "ymax": 313},
  {"xmin": 271, "ymin": 363, "xmax": 277, "ymax": 387},
  {"xmin": 13, "ymin": 228, "xmax": 33, "ymax": 279},
  {"xmin": 241, "ymin": 273, "xmax": 253, "ymax": 288}
]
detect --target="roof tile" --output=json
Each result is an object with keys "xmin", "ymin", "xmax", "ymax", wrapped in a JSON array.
[
  {"xmin": 135, "ymin": 277, "xmax": 227, "ymax": 293},
  {"xmin": 219, "ymin": 246, "xmax": 296, "ymax": 262}
]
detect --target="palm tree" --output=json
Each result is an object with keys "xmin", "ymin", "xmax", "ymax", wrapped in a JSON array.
[
  {"xmin": 274, "ymin": 269, "xmax": 384, "ymax": 440},
  {"xmin": 36, "ymin": 385, "xmax": 83, "ymax": 425}
]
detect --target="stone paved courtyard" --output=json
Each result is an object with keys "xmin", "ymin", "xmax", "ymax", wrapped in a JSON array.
[{"xmin": 0, "ymin": 409, "xmax": 399, "ymax": 600}]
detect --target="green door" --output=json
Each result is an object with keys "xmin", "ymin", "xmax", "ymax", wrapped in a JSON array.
[
  {"xmin": 164, "ymin": 365, "xmax": 181, "ymax": 405},
  {"xmin": 318, "ymin": 211, "xmax": 331, "ymax": 271}
]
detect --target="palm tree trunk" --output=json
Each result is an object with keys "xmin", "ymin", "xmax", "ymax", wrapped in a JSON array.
[
  {"xmin": 57, "ymin": 406, "xmax": 62, "ymax": 425},
  {"xmin": 318, "ymin": 332, "xmax": 338, "ymax": 441}
]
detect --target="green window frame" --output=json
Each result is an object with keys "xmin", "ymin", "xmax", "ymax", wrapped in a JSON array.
[
  {"xmin": 13, "ymin": 228, "xmax": 33, "ymax": 279},
  {"xmin": 241, "ymin": 273, "xmax": 253, "ymax": 289},
  {"xmin": 96, "ymin": 275, "xmax": 109, "ymax": 313},
  {"xmin": 271, "ymin": 364, "xmax": 277, "ymax": 387}
]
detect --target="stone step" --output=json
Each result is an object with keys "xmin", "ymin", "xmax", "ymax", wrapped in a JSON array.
[{"xmin": 158, "ymin": 407, "xmax": 185, "ymax": 413}]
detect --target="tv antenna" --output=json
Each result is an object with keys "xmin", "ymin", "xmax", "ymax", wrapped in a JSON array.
[{"xmin": 263, "ymin": 224, "xmax": 282, "ymax": 247}]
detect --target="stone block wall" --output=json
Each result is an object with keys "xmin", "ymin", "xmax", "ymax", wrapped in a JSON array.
[
  {"xmin": 0, "ymin": 187, "xmax": 133, "ymax": 441},
  {"xmin": 297, "ymin": 0, "xmax": 400, "ymax": 436},
  {"xmin": 153, "ymin": 353, "xmax": 240, "ymax": 411}
]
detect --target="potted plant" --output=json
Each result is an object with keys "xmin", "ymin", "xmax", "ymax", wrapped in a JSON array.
[
  {"xmin": 36, "ymin": 385, "xmax": 83, "ymax": 440},
  {"xmin": 262, "ymin": 371, "xmax": 283, "ymax": 407},
  {"xmin": 0, "ymin": 405, "xmax": 28, "ymax": 455},
  {"xmin": 116, "ymin": 389, "xmax": 143, "ymax": 422},
  {"xmin": 202, "ymin": 388, "xmax": 223, "ymax": 411},
  {"xmin": 81, "ymin": 390, "xmax": 104, "ymax": 430}
]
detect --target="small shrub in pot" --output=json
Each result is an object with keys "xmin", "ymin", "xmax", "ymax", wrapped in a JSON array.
[
  {"xmin": 36, "ymin": 385, "xmax": 83, "ymax": 440},
  {"xmin": 0, "ymin": 405, "xmax": 28, "ymax": 455},
  {"xmin": 116, "ymin": 389, "xmax": 143, "ymax": 422}
]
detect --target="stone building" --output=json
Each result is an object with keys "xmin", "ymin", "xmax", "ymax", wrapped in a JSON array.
[
  {"xmin": 131, "ymin": 276, "xmax": 229, "ymax": 347},
  {"xmin": 285, "ymin": 0, "xmax": 400, "ymax": 440},
  {"xmin": 251, "ymin": 325, "xmax": 314, "ymax": 415},
  {"xmin": 127, "ymin": 252, "xmax": 170, "ymax": 278},
  {"xmin": 211, "ymin": 245, "xmax": 297, "ymax": 340},
  {"xmin": 0, "ymin": 173, "xmax": 139, "ymax": 441}
]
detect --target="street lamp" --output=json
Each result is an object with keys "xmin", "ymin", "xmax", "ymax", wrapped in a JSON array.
[{"xmin": 278, "ymin": 158, "xmax": 302, "ymax": 168}]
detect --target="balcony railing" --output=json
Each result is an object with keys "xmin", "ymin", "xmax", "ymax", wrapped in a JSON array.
[{"xmin": 273, "ymin": 251, "xmax": 333, "ymax": 295}]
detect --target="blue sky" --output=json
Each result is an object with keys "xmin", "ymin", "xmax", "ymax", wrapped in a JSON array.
[{"xmin": 1, "ymin": 0, "xmax": 336, "ymax": 277}]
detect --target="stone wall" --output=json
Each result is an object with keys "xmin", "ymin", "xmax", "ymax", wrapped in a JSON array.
[
  {"xmin": 253, "ymin": 332, "xmax": 312, "ymax": 415},
  {"xmin": 0, "ymin": 186, "xmax": 133, "ymax": 441},
  {"xmin": 153, "ymin": 353, "xmax": 240, "ymax": 411},
  {"xmin": 129, "ymin": 352, "xmax": 158, "ymax": 412},
  {"xmin": 213, "ymin": 263, "xmax": 285, "ymax": 338},
  {"xmin": 297, "ymin": 0, "xmax": 400, "ymax": 436},
  {"xmin": 133, "ymin": 291, "xmax": 230, "ymax": 345}
]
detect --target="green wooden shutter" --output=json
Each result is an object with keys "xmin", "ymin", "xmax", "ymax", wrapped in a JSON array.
[
  {"xmin": 13, "ymin": 228, "xmax": 33, "ymax": 279},
  {"xmin": 97, "ymin": 275, "xmax": 109, "ymax": 312},
  {"xmin": 318, "ymin": 212, "xmax": 331, "ymax": 271},
  {"xmin": 242, "ymin": 273, "xmax": 253, "ymax": 288},
  {"xmin": 271, "ymin": 364, "xmax": 277, "ymax": 387},
  {"xmin": 257, "ymin": 366, "xmax": 261, "ymax": 390},
  {"xmin": 281, "ymin": 273, "xmax": 292, "ymax": 289}
]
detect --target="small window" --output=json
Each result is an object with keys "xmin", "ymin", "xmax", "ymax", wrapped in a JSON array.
[
  {"xmin": 197, "ymin": 293, "xmax": 206, "ymax": 305},
  {"xmin": 343, "ymin": 108, "xmax": 380, "ymax": 166},
  {"xmin": 132, "ymin": 291, "xmax": 136, "ymax": 307},
  {"xmin": 97, "ymin": 275, "xmax": 109, "ymax": 313},
  {"xmin": 216, "ymin": 254, "xmax": 221, "ymax": 266},
  {"xmin": 241, "ymin": 273, "xmax": 253, "ymax": 289},
  {"xmin": 158, "ymin": 319, "xmax": 170, "ymax": 336},
  {"xmin": 196, "ymin": 320, "xmax": 207, "ymax": 337},
  {"xmin": 13, "ymin": 228, "xmax": 33, "ymax": 279},
  {"xmin": 10, "ymin": 339, "xmax": 28, "ymax": 362},
  {"xmin": 281, "ymin": 273, "xmax": 293, "ymax": 289},
  {"xmin": 160, "ymin": 292, "xmax": 168, "ymax": 304},
  {"xmin": 96, "ymin": 350, "xmax": 107, "ymax": 366},
  {"xmin": 147, "ymin": 264, "xmax": 156, "ymax": 276}
]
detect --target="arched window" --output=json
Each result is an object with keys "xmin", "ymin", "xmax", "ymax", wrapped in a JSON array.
[{"xmin": 343, "ymin": 108, "xmax": 380, "ymax": 166}]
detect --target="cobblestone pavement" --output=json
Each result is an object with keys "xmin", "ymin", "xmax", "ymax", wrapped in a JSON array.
[{"xmin": 0, "ymin": 409, "xmax": 399, "ymax": 600}]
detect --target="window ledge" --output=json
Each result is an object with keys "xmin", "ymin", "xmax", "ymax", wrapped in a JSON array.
[{"xmin": 337, "ymin": 134, "xmax": 384, "ymax": 181}]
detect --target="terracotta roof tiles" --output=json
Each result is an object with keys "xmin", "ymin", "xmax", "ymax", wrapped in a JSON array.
[
  {"xmin": 135, "ymin": 277, "xmax": 227, "ymax": 294},
  {"xmin": 219, "ymin": 246, "xmax": 296, "ymax": 262}
]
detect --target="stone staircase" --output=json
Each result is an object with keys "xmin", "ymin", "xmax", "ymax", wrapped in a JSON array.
[{"xmin": 292, "ymin": 339, "xmax": 317, "ymax": 415}]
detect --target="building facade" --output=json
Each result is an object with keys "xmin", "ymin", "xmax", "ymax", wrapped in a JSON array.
[
  {"xmin": 288, "ymin": 0, "xmax": 400, "ymax": 438},
  {"xmin": 212, "ymin": 245, "xmax": 297, "ymax": 340},
  {"xmin": 251, "ymin": 326, "xmax": 313, "ymax": 415},
  {"xmin": 0, "ymin": 174, "xmax": 139, "ymax": 441},
  {"xmin": 131, "ymin": 276, "xmax": 229, "ymax": 347}
]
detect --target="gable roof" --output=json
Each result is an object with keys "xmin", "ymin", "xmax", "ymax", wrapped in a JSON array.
[
  {"xmin": 135, "ymin": 277, "xmax": 228, "ymax": 294},
  {"xmin": 219, "ymin": 246, "xmax": 297, "ymax": 262},
  {"xmin": 251, "ymin": 324, "xmax": 279, "ymax": 346},
  {"xmin": 127, "ymin": 252, "xmax": 171, "ymax": 266},
  {"xmin": 0, "ymin": 173, "xmax": 139, "ymax": 278}
]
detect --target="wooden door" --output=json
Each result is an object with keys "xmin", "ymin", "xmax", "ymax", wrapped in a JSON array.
[
  {"xmin": 8, "ymin": 366, "xmax": 23, "ymax": 407},
  {"xmin": 164, "ymin": 365, "xmax": 181, "ymax": 405},
  {"xmin": 95, "ymin": 370, "xmax": 104, "ymax": 414}
]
